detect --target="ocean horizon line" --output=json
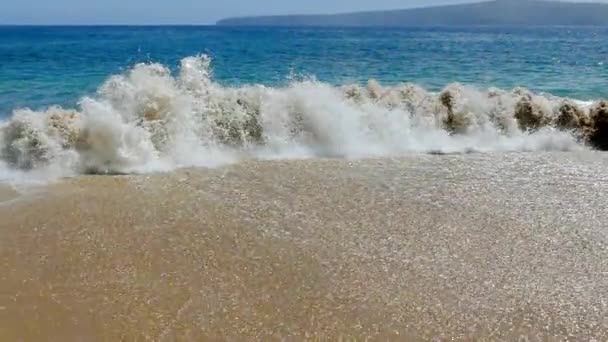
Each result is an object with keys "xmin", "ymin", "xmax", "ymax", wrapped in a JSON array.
[{"xmin": 2, "ymin": 23, "xmax": 608, "ymax": 28}]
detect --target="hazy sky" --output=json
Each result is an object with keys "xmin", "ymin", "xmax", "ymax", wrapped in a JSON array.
[{"xmin": 1, "ymin": 0, "xmax": 605, "ymax": 25}]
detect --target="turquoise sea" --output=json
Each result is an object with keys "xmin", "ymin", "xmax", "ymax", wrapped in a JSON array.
[
  {"xmin": 1, "ymin": 26, "xmax": 607, "ymax": 116},
  {"xmin": 0, "ymin": 26, "xmax": 606, "ymax": 179}
]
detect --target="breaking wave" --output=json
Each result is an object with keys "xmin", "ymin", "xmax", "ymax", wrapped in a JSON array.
[{"xmin": 1, "ymin": 55, "xmax": 607, "ymax": 181}]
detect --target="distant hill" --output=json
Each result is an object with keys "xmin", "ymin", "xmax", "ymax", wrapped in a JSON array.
[{"xmin": 217, "ymin": 0, "xmax": 608, "ymax": 26}]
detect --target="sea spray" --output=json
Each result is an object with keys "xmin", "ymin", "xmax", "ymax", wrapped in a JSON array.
[{"xmin": 0, "ymin": 55, "xmax": 603, "ymax": 180}]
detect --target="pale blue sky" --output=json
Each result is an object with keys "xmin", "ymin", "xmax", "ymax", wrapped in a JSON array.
[{"xmin": 0, "ymin": 0, "xmax": 604, "ymax": 25}]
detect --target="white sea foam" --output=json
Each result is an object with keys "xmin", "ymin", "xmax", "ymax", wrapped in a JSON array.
[{"xmin": 0, "ymin": 55, "xmax": 598, "ymax": 182}]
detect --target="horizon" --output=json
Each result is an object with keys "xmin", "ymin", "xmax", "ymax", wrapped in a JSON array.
[{"xmin": 2, "ymin": 0, "xmax": 608, "ymax": 25}]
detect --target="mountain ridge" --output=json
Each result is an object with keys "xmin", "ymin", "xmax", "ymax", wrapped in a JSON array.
[{"xmin": 217, "ymin": 0, "xmax": 608, "ymax": 26}]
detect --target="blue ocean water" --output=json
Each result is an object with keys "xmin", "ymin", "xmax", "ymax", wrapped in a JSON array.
[{"xmin": 1, "ymin": 26, "xmax": 607, "ymax": 117}]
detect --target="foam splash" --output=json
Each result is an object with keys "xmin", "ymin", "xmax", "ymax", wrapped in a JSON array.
[{"xmin": 0, "ymin": 55, "xmax": 604, "ymax": 181}]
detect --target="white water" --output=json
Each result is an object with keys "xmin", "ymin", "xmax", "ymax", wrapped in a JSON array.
[{"xmin": 0, "ymin": 55, "xmax": 594, "ymax": 182}]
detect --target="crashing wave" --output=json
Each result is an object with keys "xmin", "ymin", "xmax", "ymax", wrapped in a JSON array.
[{"xmin": 0, "ymin": 55, "xmax": 605, "ymax": 179}]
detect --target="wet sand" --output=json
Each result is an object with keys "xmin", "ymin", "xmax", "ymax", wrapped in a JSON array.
[
  {"xmin": 0, "ymin": 184, "xmax": 19, "ymax": 204},
  {"xmin": 1, "ymin": 152, "xmax": 608, "ymax": 340}
]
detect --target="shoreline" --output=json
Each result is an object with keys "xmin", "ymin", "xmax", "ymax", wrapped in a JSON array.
[{"xmin": 0, "ymin": 184, "xmax": 19, "ymax": 204}]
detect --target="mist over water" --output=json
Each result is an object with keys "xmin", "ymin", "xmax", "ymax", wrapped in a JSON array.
[{"xmin": 0, "ymin": 55, "xmax": 601, "ymax": 182}]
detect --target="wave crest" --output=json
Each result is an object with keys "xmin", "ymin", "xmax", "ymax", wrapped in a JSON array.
[{"xmin": 1, "ymin": 55, "xmax": 605, "ymax": 179}]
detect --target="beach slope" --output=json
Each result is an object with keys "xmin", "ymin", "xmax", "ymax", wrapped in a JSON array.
[{"xmin": 1, "ymin": 153, "xmax": 607, "ymax": 340}]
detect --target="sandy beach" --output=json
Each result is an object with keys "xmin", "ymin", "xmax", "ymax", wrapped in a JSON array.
[{"xmin": 1, "ymin": 152, "xmax": 607, "ymax": 340}]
